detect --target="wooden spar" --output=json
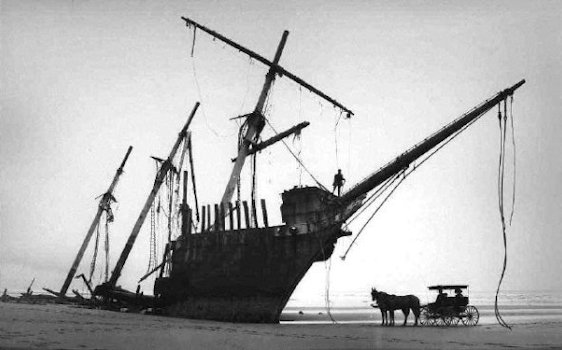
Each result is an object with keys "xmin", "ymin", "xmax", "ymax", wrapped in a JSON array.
[
  {"xmin": 106, "ymin": 102, "xmax": 200, "ymax": 288},
  {"xmin": 201, "ymin": 205, "xmax": 206, "ymax": 232},
  {"xmin": 75, "ymin": 273, "xmax": 94, "ymax": 296},
  {"xmin": 181, "ymin": 16, "xmax": 353, "ymax": 116},
  {"xmin": 187, "ymin": 208, "xmax": 192, "ymax": 235},
  {"xmin": 159, "ymin": 244, "xmax": 170, "ymax": 278},
  {"xmin": 219, "ymin": 31, "xmax": 288, "ymax": 207},
  {"xmin": 219, "ymin": 203, "xmax": 226, "ymax": 231},
  {"xmin": 187, "ymin": 134, "xmax": 200, "ymax": 222},
  {"xmin": 181, "ymin": 171, "xmax": 189, "ymax": 237},
  {"xmin": 228, "ymin": 202, "xmax": 234, "ymax": 230},
  {"xmin": 338, "ymin": 80, "xmax": 526, "ymax": 206},
  {"xmin": 251, "ymin": 199, "xmax": 258, "ymax": 228},
  {"xmin": 261, "ymin": 199, "xmax": 269, "ymax": 227},
  {"xmin": 242, "ymin": 201, "xmax": 250, "ymax": 228},
  {"xmin": 59, "ymin": 145, "xmax": 133, "ymax": 297},
  {"xmin": 232, "ymin": 121, "xmax": 310, "ymax": 161},
  {"xmin": 206, "ymin": 204, "xmax": 211, "ymax": 231},
  {"xmin": 236, "ymin": 201, "xmax": 241, "ymax": 230},
  {"xmin": 214, "ymin": 204, "xmax": 220, "ymax": 231}
]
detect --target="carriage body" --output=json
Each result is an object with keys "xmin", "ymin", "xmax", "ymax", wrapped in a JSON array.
[{"xmin": 420, "ymin": 285, "xmax": 479, "ymax": 326}]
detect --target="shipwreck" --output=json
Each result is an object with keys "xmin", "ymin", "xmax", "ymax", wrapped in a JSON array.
[{"xmin": 52, "ymin": 17, "xmax": 525, "ymax": 323}]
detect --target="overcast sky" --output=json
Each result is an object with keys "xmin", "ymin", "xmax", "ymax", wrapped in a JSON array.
[{"xmin": 1, "ymin": 0, "xmax": 562, "ymax": 303}]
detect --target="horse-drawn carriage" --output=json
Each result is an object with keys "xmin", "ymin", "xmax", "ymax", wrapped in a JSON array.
[{"xmin": 420, "ymin": 285, "xmax": 479, "ymax": 326}]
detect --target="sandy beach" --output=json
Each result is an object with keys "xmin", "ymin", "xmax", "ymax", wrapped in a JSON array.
[{"xmin": 1, "ymin": 302, "xmax": 561, "ymax": 350}]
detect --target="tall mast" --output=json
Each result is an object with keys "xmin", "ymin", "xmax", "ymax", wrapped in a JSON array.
[
  {"xmin": 180, "ymin": 17, "xmax": 354, "ymax": 205},
  {"xmin": 106, "ymin": 102, "xmax": 199, "ymax": 287},
  {"xmin": 338, "ymin": 79, "xmax": 526, "ymax": 206},
  {"xmin": 220, "ymin": 31, "xmax": 288, "ymax": 206},
  {"xmin": 59, "ymin": 145, "xmax": 133, "ymax": 296}
]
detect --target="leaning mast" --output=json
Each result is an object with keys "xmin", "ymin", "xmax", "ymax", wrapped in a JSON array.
[
  {"xmin": 105, "ymin": 103, "xmax": 200, "ymax": 288},
  {"xmin": 59, "ymin": 145, "xmax": 133, "ymax": 296}
]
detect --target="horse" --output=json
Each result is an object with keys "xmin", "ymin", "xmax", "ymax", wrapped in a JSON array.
[{"xmin": 371, "ymin": 288, "xmax": 420, "ymax": 326}]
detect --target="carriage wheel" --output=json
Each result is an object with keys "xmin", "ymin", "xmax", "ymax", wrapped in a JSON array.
[
  {"xmin": 450, "ymin": 316, "xmax": 460, "ymax": 327},
  {"xmin": 419, "ymin": 307, "xmax": 433, "ymax": 326},
  {"xmin": 443, "ymin": 315, "xmax": 454, "ymax": 326},
  {"xmin": 435, "ymin": 316, "xmax": 446, "ymax": 327},
  {"xmin": 462, "ymin": 306, "xmax": 479, "ymax": 326}
]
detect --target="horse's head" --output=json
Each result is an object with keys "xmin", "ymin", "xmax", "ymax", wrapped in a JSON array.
[{"xmin": 371, "ymin": 287, "xmax": 379, "ymax": 301}]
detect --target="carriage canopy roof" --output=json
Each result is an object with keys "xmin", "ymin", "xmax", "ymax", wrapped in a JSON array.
[{"xmin": 428, "ymin": 285, "xmax": 468, "ymax": 290}]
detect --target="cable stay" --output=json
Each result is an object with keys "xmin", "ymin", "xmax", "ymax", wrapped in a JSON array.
[{"xmin": 340, "ymin": 169, "xmax": 408, "ymax": 260}]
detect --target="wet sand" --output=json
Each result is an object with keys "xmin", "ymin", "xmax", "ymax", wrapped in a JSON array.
[{"xmin": 1, "ymin": 302, "xmax": 561, "ymax": 349}]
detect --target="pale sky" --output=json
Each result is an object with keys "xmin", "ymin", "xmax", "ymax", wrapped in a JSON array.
[{"xmin": 1, "ymin": 0, "xmax": 562, "ymax": 304}]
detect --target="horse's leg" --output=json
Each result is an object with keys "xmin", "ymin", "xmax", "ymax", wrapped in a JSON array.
[
  {"xmin": 402, "ymin": 308, "xmax": 409, "ymax": 326},
  {"xmin": 380, "ymin": 309, "xmax": 385, "ymax": 326},
  {"xmin": 390, "ymin": 310, "xmax": 395, "ymax": 326}
]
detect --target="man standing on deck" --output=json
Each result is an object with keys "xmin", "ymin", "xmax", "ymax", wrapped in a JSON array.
[{"xmin": 332, "ymin": 169, "xmax": 346, "ymax": 196}]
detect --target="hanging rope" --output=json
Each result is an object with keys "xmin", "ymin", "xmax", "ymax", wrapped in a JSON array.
[
  {"xmin": 509, "ymin": 96, "xmax": 516, "ymax": 225},
  {"xmin": 89, "ymin": 222, "xmax": 100, "ymax": 283},
  {"xmin": 104, "ymin": 213, "xmax": 110, "ymax": 282},
  {"xmin": 345, "ymin": 172, "xmax": 404, "ymax": 226},
  {"xmin": 324, "ymin": 257, "xmax": 337, "ymax": 323},
  {"xmin": 340, "ymin": 105, "xmax": 487, "ymax": 259},
  {"xmin": 147, "ymin": 161, "xmax": 159, "ymax": 274},
  {"xmin": 297, "ymin": 86, "xmax": 304, "ymax": 186},
  {"xmin": 190, "ymin": 26, "xmax": 196, "ymax": 57},
  {"xmin": 250, "ymin": 153, "xmax": 258, "ymax": 226},
  {"xmin": 494, "ymin": 100, "xmax": 512, "ymax": 330},
  {"xmin": 264, "ymin": 118, "xmax": 329, "ymax": 192},
  {"xmin": 334, "ymin": 111, "xmax": 343, "ymax": 169},
  {"xmin": 313, "ymin": 230, "xmax": 337, "ymax": 324}
]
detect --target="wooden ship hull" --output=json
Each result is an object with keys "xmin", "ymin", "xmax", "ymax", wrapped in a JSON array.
[
  {"xmin": 154, "ymin": 187, "xmax": 363, "ymax": 323},
  {"xmin": 81, "ymin": 17, "xmax": 525, "ymax": 325}
]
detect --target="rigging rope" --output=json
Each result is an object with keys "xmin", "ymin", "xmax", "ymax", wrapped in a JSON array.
[
  {"xmin": 251, "ymin": 153, "xmax": 257, "ymax": 227},
  {"xmin": 494, "ymin": 100, "xmax": 513, "ymax": 330},
  {"xmin": 345, "ymin": 172, "xmax": 404, "ymax": 226},
  {"xmin": 340, "ymin": 102, "xmax": 489, "ymax": 259},
  {"xmin": 89, "ymin": 221, "xmax": 100, "ymax": 283},
  {"xmin": 341, "ymin": 170, "xmax": 407, "ymax": 260},
  {"xmin": 147, "ymin": 161, "xmax": 159, "ymax": 274},
  {"xmin": 509, "ymin": 96, "xmax": 516, "ymax": 225},
  {"xmin": 104, "ymin": 214, "xmax": 110, "ymax": 282},
  {"xmin": 264, "ymin": 118, "xmax": 329, "ymax": 192},
  {"xmin": 190, "ymin": 26, "xmax": 196, "ymax": 57},
  {"xmin": 313, "ymin": 230, "xmax": 337, "ymax": 324}
]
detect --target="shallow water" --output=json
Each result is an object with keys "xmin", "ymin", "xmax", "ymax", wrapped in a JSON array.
[{"xmin": 283, "ymin": 289, "xmax": 562, "ymax": 325}]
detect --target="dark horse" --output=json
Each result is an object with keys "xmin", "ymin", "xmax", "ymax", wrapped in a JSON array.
[{"xmin": 371, "ymin": 288, "xmax": 420, "ymax": 326}]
